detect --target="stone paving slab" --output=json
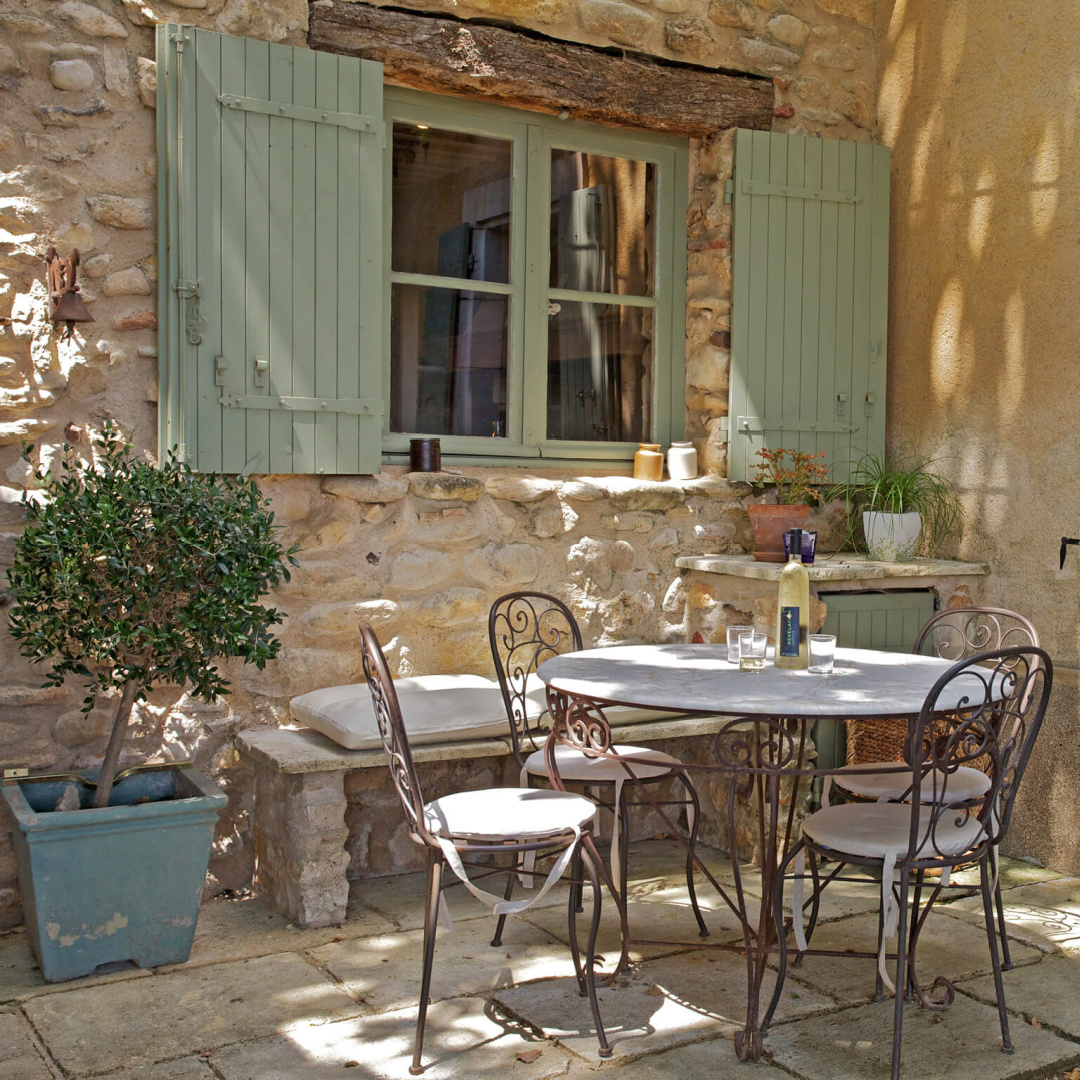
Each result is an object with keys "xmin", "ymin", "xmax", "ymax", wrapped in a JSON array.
[
  {"xmin": 159, "ymin": 893, "xmax": 396, "ymax": 973},
  {"xmin": 98, "ymin": 1059, "xmax": 218, "ymax": 1079},
  {"xmin": 210, "ymin": 1002, "xmax": 578, "ymax": 1079},
  {"xmin": 946, "ymin": 858, "xmax": 1066, "ymax": 893},
  {"xmin": 22, "ymin": 953, "xmax": 365, "ymax": 1076},
  {"xmin": 309, "ymin": 917, "xmax": 578, "ymax": 1013},
  {"xmin": 765, "ymin": 991, "xmax": 1080, "ymax": 1080},
  {"xmin": 351, "ymin": 870, "xmax": 575, "ymax": 934},
  {"xmin": 0, "ymin": 1009, "xmax": 53, "ymax": 1080},
  {"xmin": 960, "ymin": 955, "xmax": 1080, "ymax": 1041},
  {"xmin": 495, "ymin": 946, "xmax": 833, "ymax": 1064},
  {"xmin": 943, "ymin": 878, "xmax": 1080, "ymax": 955},
  {"xmin": 562, "ymin": 1034, "xmax": 793, "ymax": 1078},
  {"xmin": 781, "ymin": 910, "xmax": 1041, "ymax": 1007},
  {"xmin": 0, "ymin": 926, "xmax": 153, "ymax": 1003}
]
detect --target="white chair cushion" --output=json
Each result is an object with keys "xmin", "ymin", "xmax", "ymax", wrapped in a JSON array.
[
  {"xmin": 802, "ymin": 801, "xmax": 987, "ymax": 861},
  {"xmin": 524, "ymin": 743, "xmax": 677, "ymax": 783},
  {"xmin": 290, "ymin": 675, "xmax": 509, "ymax": 751},
  {"xmin": 424, "ymin": 787, "xmax": 597, "ymax": 841},
  {"xmin": 522, "ymin": 673, "xmax": 692, "ymax": 728},
  {"xmin": 831, "ymin": 762, "xmax": 991, "ymax": 803}
]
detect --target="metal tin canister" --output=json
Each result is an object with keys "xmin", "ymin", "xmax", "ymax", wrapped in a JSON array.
[{"xmin": 409, "ymin": 438, "xmax": 441, "ymax": 473}]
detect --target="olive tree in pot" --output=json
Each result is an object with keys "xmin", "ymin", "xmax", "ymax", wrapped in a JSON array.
[{"xmin": 2, "ymin": 424, "xmax": 298, "ymax": 981}]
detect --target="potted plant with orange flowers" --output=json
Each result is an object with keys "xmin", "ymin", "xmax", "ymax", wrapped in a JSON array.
[{"xmin": 747, "ymin": 446, "xmax": 830, "ymax": 562}]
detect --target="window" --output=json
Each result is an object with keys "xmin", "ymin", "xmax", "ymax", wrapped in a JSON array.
[{"xmin": 383, "ymin": 90, "xmax": 688, "ymax": 464}]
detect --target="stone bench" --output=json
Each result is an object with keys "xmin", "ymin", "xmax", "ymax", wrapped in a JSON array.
[{"xmin": 237, "ymin": 713, "xmax": 740, "ymax": 928}]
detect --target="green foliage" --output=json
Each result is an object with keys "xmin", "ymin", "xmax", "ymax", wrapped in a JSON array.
[
  {"xmin": 7, "ymin": 423, "xmax": 300, "ymax": 714},
  {"xmin": 831, "ymin": 449, "xmax": 963, "ymax": 555},
  {"xmin": 752, "ymin": 447, "xmax": 830, "ymax": 506}
]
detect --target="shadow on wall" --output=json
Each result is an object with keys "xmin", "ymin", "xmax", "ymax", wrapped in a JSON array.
[{"xmin": 877, "ymin": 0, "xmax": 1080, "ymax": 642}]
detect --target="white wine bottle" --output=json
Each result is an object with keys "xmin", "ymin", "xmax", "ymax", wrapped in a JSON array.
[{"xmin": 775, "ymin": 528, "xmax": 809, "ymax": 669}]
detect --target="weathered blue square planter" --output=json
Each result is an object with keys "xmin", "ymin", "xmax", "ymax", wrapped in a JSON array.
[{"xmin": 2, "ymin": 766, "xmax": 226, "ymax": 982}]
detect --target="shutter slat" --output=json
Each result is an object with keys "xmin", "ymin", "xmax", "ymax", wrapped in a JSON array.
[
  {"xmin": 267, "ymin": 42, "xmax": 295, "ymax": 474},
  {"xmin": 335, "ymin": 56, "xmax": 362, "ymax": 474},
  {"xmin": 219, "ymin": 32, "xmax": 248, "ymax": 474},
  {"xmin": 192, "ymin": 29, "xmax": 220, "ymax": 472},
  {"xmin": 729, "ymin": 130, "xmax": 890, "ymax": 483},
  {"xmin": 161, "ymin": 26, "xmax": 384, "ymax": 474},
  {"xmin": 290, "ymin": 46, "xmax": 318, "ymax": 475},
  {"xmin": 244, "ymin": 38, "xmax": 272, "ymax": 473},
  {"xmin": 314, "ymin": 51, "xmax": 339, "ymax": 474}
]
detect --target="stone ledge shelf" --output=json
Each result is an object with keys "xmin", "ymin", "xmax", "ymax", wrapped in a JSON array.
[
  {"xmin": 676, "ymin": 552, "xmax": 990, "ymax": 646},
  {"xmin": 676, "ymin": 553, "xmax": 990, "ymax": 581}
]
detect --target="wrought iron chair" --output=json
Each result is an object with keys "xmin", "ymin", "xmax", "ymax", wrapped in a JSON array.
[
  {"xmin": 488, "ymin": 591, "xmax": 708, "ymax": 940},
  {"xmin": 767, "ymin": 645, "xmax": 1052, "ymax": 1080},
  {"xmin": 358, "ymin": 623, "xmax": 611, "ymax": 1073},
  {"xmin": 828, "ymin": 606, "xmax": 1039, "ymax": 965}
]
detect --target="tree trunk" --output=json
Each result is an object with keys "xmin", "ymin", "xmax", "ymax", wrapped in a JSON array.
[{"xmin": 92, "ymin": 681, "xmax": 138, "ymax": 809}]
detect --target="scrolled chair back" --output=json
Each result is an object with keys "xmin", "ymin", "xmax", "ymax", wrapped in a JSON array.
[
  {"xmin": 543, "ymin": 690, "xmax": 615, "ymax": 791},
  {"xmin": 905, "ymin": 645, "xmax": 1052, "ymax": 864},
  {"xmin": 489, "ymin": 592, "xmax": 583, "ymax": 766},
  {"xmin": 358, "ymin": 622, "xmax": 434, "ymax": 848},
  {"xmin": 913, "ymin": 606, "xmax": 1038, "ymax": 663}
]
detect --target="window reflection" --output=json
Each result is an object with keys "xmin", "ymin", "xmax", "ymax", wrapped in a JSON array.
[
  {"xmin": 392, "ymin": 124, "xmax": 512, "ymax": 283},
  {"xmin": 391, "ymin": 284, "xmax": 508, "ymax": 438},
  {"xmin": 547, "ymin": 302, "xmax": 652, "ymax": 442}
]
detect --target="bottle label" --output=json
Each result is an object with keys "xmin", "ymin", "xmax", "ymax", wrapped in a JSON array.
[{"xmin": 779, "ymin": 606, "xmax": 800, "ymax": 656}]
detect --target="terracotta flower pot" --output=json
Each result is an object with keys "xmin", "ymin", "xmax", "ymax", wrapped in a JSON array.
[{"xmin": 747, "ymin": 504, "xmax": 811, "ymax": 562}]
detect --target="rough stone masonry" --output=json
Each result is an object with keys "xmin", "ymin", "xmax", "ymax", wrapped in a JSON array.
[{"xmin": 0, "ymin": 0, "xmax": 882, "ymax": 927}]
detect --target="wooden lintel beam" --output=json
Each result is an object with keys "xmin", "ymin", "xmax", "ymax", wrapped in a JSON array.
[{"xmin": 308, "ymin": 3, "xmax": 774, "ymax": 137}]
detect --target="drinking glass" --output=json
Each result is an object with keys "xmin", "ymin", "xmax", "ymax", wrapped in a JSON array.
[
  {"xmin": 739, "ymin": 631, "xmax": 768, "ymax": 672},
  {"xmin": 808, "ymin": 634, "xmax": 837, "ymax": 673},
  {"xmin": 726, "ymin": 624, "xmax": 753, "ymax": 664}
]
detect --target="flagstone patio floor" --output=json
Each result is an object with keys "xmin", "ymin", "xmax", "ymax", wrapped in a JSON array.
[{"xmin": 4, "ymin": 841, "xmax": 1080, "ymax": 1080}]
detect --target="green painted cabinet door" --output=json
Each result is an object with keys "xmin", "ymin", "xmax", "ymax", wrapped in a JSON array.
[
  {"xmin": 158, "ymin": 25, "xmax": 384, "ymax": 474},
  {"xmin": 728, "ymin": 130, "xmax": 889, "ymax": 484}
]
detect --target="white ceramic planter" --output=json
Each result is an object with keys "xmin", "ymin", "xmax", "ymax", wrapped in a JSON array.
[{"xmin": 863, "ymin": 510, "xmax": 922, "ymax": 561}]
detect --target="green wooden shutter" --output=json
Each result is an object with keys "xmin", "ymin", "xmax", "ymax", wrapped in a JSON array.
[
  {"xmin": 728, "ymin": 130, "xmax": 889, "ymax": 483},
  {"xmin": 158, "ymin": 25, "xmax": 384, "ymax": 474}
]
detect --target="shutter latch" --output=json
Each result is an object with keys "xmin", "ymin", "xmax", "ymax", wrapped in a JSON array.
[
  {"xmin": 836, "ymin": 392, "xmax": 848, "ymax": 418},
  {"xmin": 214, "ymin": 354, "xmax": 228, "ymax": 387},
  {"xmin": 865, "ymin": 391, "xmax": 876, "ymax": 417},
  {"xmin": 253, "ymin": 355, "xmax": 268, "ymax": 388},
  {"xmin": 174, "ymin": 279, "xmax": 204, "ymax": 346}
]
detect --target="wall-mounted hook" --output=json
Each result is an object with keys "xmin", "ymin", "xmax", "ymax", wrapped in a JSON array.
[{"xmin": 1060, "ymin": 537, "xmax": 1079, "ymax": 569}]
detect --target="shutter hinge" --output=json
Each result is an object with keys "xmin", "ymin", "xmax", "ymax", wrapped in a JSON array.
[
  {"xmin": 718, "ymin": 416, "xmax": 730, "ymax": 443},
  {"xmin": 724, "ymin": 179, "xmax": 734, "ymax": 205}
]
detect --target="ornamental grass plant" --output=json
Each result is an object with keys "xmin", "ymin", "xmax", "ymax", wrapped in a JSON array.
[
  {"xmin": 6, "ymin": 423, "xmax": 299, "ymax": 808},
  {"xmin": 832, "ymin": 448, "xmax": 963, "ymax": 556}
]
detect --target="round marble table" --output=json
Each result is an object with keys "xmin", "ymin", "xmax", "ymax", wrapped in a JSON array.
[
  {"xmin": 537, "ymin": 643, "xmax": 965, "ymax": 1061},
  {"xmin": 538, "ymin": 642, "xmax": 962, "ymax": 720}
]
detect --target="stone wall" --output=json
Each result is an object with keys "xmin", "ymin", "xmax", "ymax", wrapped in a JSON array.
[{"xmin": 0, "ymin": 0, "xmax": 881, "ymax": 928}]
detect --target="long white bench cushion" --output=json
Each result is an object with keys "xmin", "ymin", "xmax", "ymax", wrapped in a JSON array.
[
  {"xmin": 290, "ymin": 675, "xmax": 510, "ymax": 751},
  {"xmin": 290, "ymin": 673, "xmax": 698, "ymax": 752}
]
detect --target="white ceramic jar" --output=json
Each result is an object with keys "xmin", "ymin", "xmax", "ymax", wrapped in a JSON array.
[{"xmin": 667, "ymin": 441, "xmax": 698, "ymax": 481}]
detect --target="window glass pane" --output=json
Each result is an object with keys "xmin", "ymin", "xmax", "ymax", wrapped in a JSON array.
[
  {"xmin": 549, "ymin": 150, "xmax": 654, "ymax": 297},
  {"xmin": 391, "ymin": 283, "xmax": 509, "ymax": 438},
  {"xmin": 546, "ymin": 301, "xmax": 653, "ymax": 442},
  {"xmin": 392, "ymin": 124, "xmax": 512, "ymax": 284}
]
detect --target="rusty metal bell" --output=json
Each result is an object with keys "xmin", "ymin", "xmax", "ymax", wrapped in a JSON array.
[{"xmin": 45, "ymin": 246, "xmax": 95, "ymax": 339}]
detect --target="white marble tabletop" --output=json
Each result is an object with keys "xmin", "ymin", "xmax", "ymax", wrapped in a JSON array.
[{"xmin": 538, "ymin": 644, "xmax": 969, "ymax": 720}]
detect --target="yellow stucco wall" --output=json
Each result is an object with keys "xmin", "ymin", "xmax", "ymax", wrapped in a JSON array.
[
  {"xmin": 880, "ymin": 0, "xmax": 1080, "ymax": 665},
  {"xmin": 880, "ymin": 0, "xmax": 1080, "ymax": 870}
]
